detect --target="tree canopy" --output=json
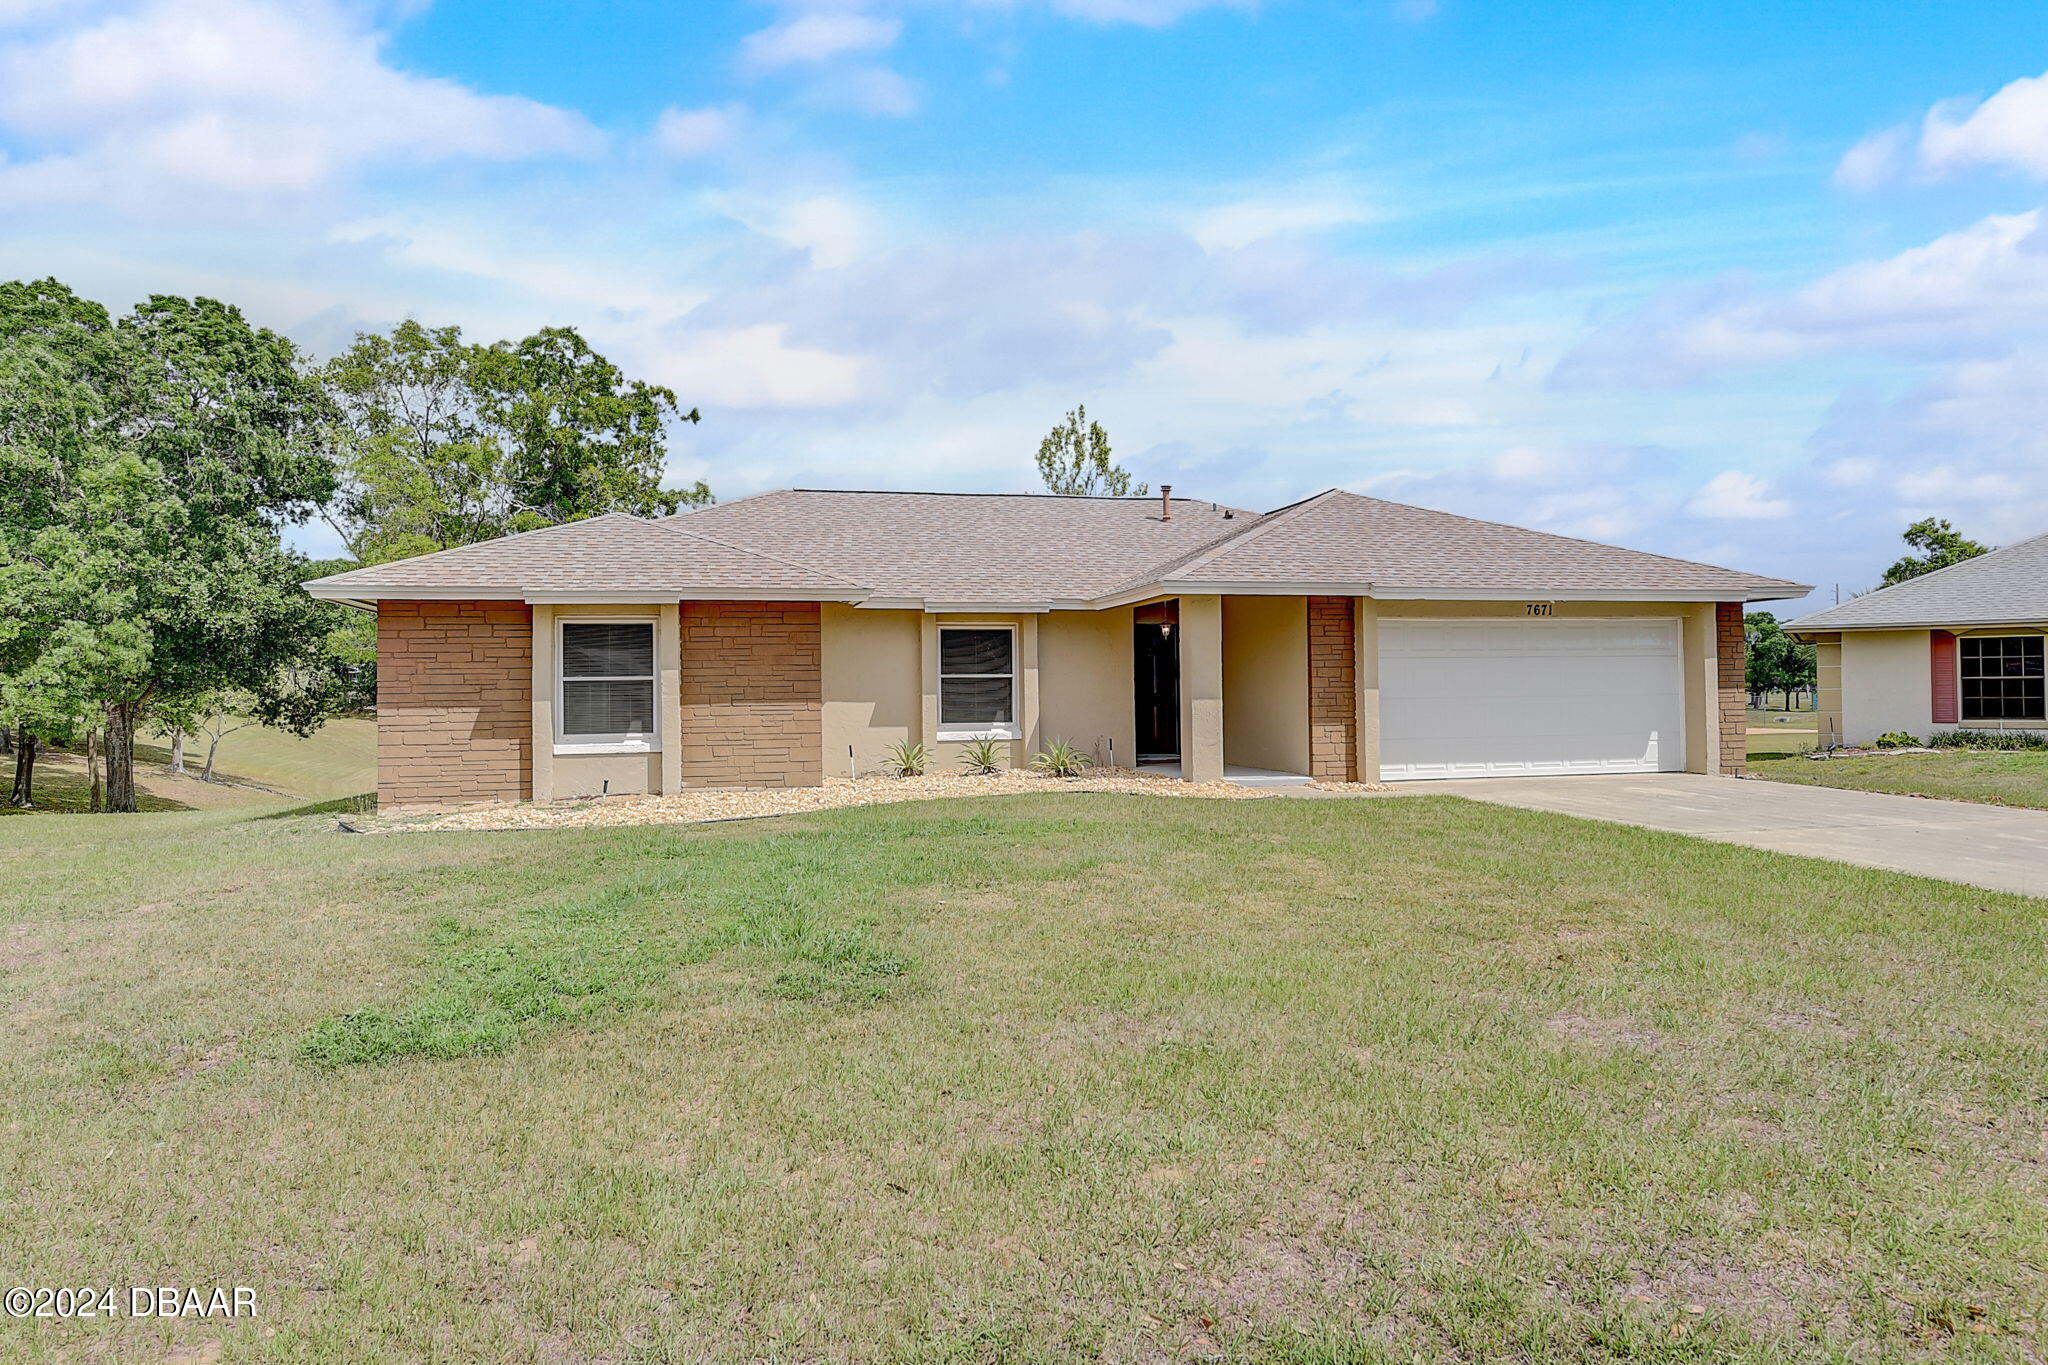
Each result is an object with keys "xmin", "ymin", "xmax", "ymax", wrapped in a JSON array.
[
  {"xmin": 0, "ymin": 280, "xmax": 344, "ymax": 810},
  {"xmin": 320, "ymin": 320, "xmax": 710, "ymax": 564},
  {"xmin": 1744, "ymin": 611, "xmax": 1816, "ymax": 701},
  {"xmin": 1035, "ymin": 404, "xmax": 1146, "ymax": 497},
  {"xmin": 1879, "ymin": 518, "xmax": 1988, "ymax": 588}
]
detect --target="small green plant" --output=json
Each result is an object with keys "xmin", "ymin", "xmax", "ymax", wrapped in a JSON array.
[
  {"xmin": 883, "ymin": 740, "xmax": 928, "ymax": 777},
  {"xmin": 1927, "ymin": 728, "xmax": 2048, "ymax": 751},
  {"xmin": 1873, "ymin": 732, "xmax": 1920, "ymax": 749},
  {"xmin": 958, "ymin": 738, "xmax": 1007, "ymax": 775},
  {"xmin": 1029, "ymin": 740, "xmax": 1093, "ymax": 779}
]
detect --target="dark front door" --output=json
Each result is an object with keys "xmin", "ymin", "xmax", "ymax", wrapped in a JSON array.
[{"xmin": 1134, "ymin": 622, "xmax": 1180, "ymax": 760}]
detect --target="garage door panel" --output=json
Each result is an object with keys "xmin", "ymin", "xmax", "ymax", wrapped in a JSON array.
[{"xmin": 1379, "ymin": 617, "xmax": 1685, "ymax": 781}]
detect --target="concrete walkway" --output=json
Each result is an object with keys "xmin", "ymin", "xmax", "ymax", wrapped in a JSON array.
[{"xmin": 1377, "ymin": 773, "xmax": 2048, "ymax": 898}]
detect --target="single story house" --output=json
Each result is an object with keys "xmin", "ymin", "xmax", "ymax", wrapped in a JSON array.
[
  {"xmin": 1787, "ymin": 530, "xmax": 2047, "ymax": 745},
  {"xmin": 306, "ymin": 488, "xmax": 1806, "ymax": 808}
]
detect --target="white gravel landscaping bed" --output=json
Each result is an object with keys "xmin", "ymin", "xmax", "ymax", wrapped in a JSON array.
[{"xmin": 386, "ymin": 767, "xmax": 1293, "ymax": 833}]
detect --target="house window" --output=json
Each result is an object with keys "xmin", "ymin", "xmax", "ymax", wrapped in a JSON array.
[
  {"xmin": 559, "ymin": 620, "xmax": 657, "ymax": 749},
  {"xmin": 1959, "ymin": 635, "xmax": 2046, "ymax": 722},
  {"xmin": 938, "ymin": 626, "xmax": 1017, "ymax": 739}
]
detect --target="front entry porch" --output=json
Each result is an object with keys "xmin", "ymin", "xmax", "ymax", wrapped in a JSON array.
[{"xmin": 1136, "ymin": 759, "xmax": 1312, "ymax": 788}]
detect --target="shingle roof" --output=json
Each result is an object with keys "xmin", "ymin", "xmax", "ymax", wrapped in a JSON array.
[
  {"xmin": 670, "ymin": 489, "xmax": 1258, "ymax": 602},
  {"xmin": 1787, "ymin": 530, "xmax": 2048, "ymax": 631},
  {"xmin": 1135, "ymin": 489, "xmax": 1806, "ymax": 598},
  {"xmin": 304, "ymin": 487, "xmax": 1806, "ymax": 606},
  {"xmin": 305, "ymin": 513, "xmax": 867, "ymax": 599}
]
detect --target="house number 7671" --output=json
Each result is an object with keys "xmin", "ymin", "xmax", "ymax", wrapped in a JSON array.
[{"xmin": 1524, "ymin": 603, "xmax": 1554, "ymax": 616}]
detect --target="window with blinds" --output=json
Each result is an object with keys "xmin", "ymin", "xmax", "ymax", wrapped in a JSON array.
[
  {"xmin": 938, "ymin": 626, "xmax": 1016, "ymax": 736},
  {"xmin": 560, "ymin": 621, "xmax": 656, "ymax": 740}
]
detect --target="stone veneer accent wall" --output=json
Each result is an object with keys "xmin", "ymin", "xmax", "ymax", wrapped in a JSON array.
[
  {"xmin": 376, "ymin": 600, "xmax": 531, "ymax": 807},
  {"xmin": 679, "ymin": 601, "xmax": 823, "ymax": 787},
  {"xmin": 1307, "ymin": 596, "xmax": 1358, "ymax": 783},
  {"xmin": 1717, "ymin": 601, "xmax": 1746, "ymax": 776}
]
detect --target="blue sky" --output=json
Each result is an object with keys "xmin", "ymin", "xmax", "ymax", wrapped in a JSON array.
[{"xmin": 7, "ymin": 0, "xmax": 2048, "ymax": 608}]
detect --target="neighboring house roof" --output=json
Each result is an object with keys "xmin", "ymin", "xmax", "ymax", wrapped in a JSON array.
[
  {"xmin": 1787, "ymin": 530, "xmax": 2048, "ymax": 632},
  {"xmin": 305, "ymin": 513, "xmax": 869, "ymax": 604},
  {"xmin": 1123, "ymin": 488, "xmax": 1807, "ymax": 600},
  {"xmin": 305, "ymin": 487, "xmax": 1808, "ymax": 608}
]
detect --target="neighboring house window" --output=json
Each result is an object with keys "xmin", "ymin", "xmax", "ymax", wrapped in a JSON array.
[
  {"xmin": 938, "ymin": 626, "xmax": 1017, "ymax": 739},
  {"xmin": 559, "ymin": 620, "xmax": 657, "ymax": 749},
  {"xmin": 1958, "ymin": 635, "xmax": 2046, "ymax": 722}
]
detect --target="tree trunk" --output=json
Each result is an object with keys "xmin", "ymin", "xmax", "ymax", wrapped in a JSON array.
[
  {"xmin": 7, "ymin": 733, "xmax": 33, "ymax": 808},
  {"xmin": 202, "ymin": 731, "xmax": 222, "ymax": 784},
  {"xmin": 104, "ymin": 702, "xmax": 139, "ymax": 813},
  {"xmin": 86, "ymin": 729, "xmax": 102, "ymax": 813},
  {"xmin": 168, "ymin": 730, "xmax": 185, "ymax": 774},
  {"xmin": 0, "ymin": 724, "xmax": 12, "ymax": 756}
]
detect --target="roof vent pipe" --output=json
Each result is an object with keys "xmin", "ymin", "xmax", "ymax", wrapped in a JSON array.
[{"xmin": 1160, "ymin": 484, "xmax": 1172, "ymax": 520}]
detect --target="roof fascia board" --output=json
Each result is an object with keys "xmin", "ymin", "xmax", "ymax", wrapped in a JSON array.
[
  {"xmin": 309, "ymin": 585, "xmax": 869, "ymax": 604},
  {"xmin": 1790, "ymin": 617, "xmax": 2048, "ymax": 635}
]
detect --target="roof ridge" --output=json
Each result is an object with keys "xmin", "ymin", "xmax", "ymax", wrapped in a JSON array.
[
  {"xmin": 652, "ymin": 516, "xmax": 870, "ymax": 590},
  {"xmin": 1146, "ymin": 488, "xmax": 1343, "ymax": 584},
  {"xmin": 781, "ymin": 487, "xmax": 1237, "ymax": 505},
  {"xmin": 1336, "ymin": 489, "xmax": 1803, "ymax": 586}
]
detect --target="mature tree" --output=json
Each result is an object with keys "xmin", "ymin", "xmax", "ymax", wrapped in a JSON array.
[
  {"xmin": 0, "ymin": 281, "xmax": 343, "ymax": 811},
  {"xmin": 1036, "ymin": 404, "xmax": 1146, "ymax": 497},
  {"xmin": 1879, "ymin": 518, "xmax": 1989, "ymax": 588},
  {"xmin": 1744, "ymin": 611, "xmax": 1816, "ymax": 708},
  {"xmin": 319, "ymin": 320, "xmax": 709, "ymax": 564}
]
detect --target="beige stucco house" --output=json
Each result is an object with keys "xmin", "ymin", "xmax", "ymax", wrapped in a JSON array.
[
  {"xmin": 1788, "ymin": 530, "xmax": 2048, "ymax": 746},
  {"xmin": 306, "ymin": 488, "xmax": 1806, "ymax": 808}
]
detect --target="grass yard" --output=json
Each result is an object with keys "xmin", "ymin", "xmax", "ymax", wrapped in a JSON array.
[
  {"xmin": 1750, "ymin": 749, "xmax": 2048, "ymax": 810},
  {"xmin": 3, "ymin": 794, "xmax": 2044, "ymax": 1362},
  {"xmin": 1, "ymin": 717, "xmax": 375, "ymax": 816}
]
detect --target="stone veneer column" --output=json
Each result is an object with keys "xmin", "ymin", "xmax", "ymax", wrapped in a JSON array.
[
  {"xmin": 1178, "ymin": 595, "xmax": 1225, "ymax": 783},
  {"xmin": 1307, "ymin": 596, "xmax": 1358, "ymax": 782},
  {"xmin": 679, "ymin": 602, "xmax": 823, "ymax": 787},
  {"xmin": 377, "ymin": 600, "xmax": 532, "ymax": 808},
  {"xmin": 1716, "ymin": 601, "xmax": 1747, "ymax": 775}
]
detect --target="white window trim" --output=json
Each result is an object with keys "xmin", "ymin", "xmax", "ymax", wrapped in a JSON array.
[
  {"xmin": 555, "ymin": 615, "xmax": 660, "ymax": 754},
  {"xmin": 1957, "ymin": 631, "xmax": 2048, "ymax": 725},
  {"xmin": 937, "ymin": 624, "xmax": 1020, "ymax": 742}
]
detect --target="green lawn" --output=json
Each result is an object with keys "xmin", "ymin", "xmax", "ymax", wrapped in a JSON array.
[
  {"xmin": 2, "ymin": 794, "xmax": 2043, "ymax": 1362},
  {"xmin": 2, "ymin": 716, "xmax": 374, "ymax": 815},
  {"xmin": 1751, "ymin": 748, "xmax": 2048, "ymax": 810}
]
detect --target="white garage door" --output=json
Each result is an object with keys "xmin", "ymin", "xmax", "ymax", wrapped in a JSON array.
[{"xmin": 1379, "ymin": 618, "xmax": 1685, "ymax": 781}]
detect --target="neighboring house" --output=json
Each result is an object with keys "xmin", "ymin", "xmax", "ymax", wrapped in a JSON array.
[
  {"xmin": 1788, "ymin": 530, "xmax": 2048, "ymax": 745},
  {"xmin": 306, "ymin": 488, "xmax": 1806, "ymax": 808}
]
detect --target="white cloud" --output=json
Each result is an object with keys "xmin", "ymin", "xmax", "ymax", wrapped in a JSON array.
[
  {"xmin": 654, "ymin": 103, "xmax": 745, "ymax": 158},
  {"xmin": 1832, "ymin": 124, "xmax": 1908, "ymax": 191},
  {"xmin": 707, "ymin": 191, "xmax": 878, "ymax": 268},
  {"xmin": 0, "ymin": 0, "xmax": 596, "ymax": 209},
  {"xmin": 1044, "ymin": 0, "xmax": 1250, "ymax": 23},
  {"xmin": 741, "ymin": 10, "xmax": 899, "ymax": 70},
  {"xmin": 657, "ymin": 323, "xmax": 869, "ymax": 409},
  {"xmin": 817, "ymin": 63, "xmax": 919, "ymax": 116},
  {"xmin": 1191, "ymin": 193, "xmax": 1378, "ymax": 250},
  {"xmin": 1557, "ymin": 210, "xmax": 2048, "ymax": 385},
  {"xmin": 1686, "ymin": 470, "xmax": 1790, "ymax": 520},
  {"xmin": 1836, "ymin": 66, "xmax": 2048, "ymax": 187},
  {"xmin": 1919, "ymin": 69, "xmax": 2048, "ymax": 180}
]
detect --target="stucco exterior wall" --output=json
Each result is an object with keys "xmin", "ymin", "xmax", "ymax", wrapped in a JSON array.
[
  {"xmin": 532, "ymin": 603, "xmax": 664, "ymax": 800},
  {"xmin": 376, "ymin": 600, "xmax": 531, "ymax": 808},
  {"xmin": 1837, "ymin": 630, "xmax": 1934, "ymax": 744},
  {"xmin": 1221, "ymin": 595, "xmax": 1309, "ymax": 775},
  {"xmin": 1040, "ymin": 607, "xmax": 1136, "ymax": 767},
  {"xmin": 821, "ymin": 604, "xmax": 922, "ymax": 777}
]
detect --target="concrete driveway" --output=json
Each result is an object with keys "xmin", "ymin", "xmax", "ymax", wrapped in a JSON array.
[{"xmin": 1388, "ymin": 773, "xmax": 2048, "ymax": 898}]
